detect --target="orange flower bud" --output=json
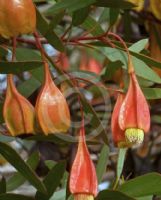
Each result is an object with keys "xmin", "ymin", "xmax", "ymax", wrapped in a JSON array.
[
  {"xmin": 35, "ymin": 63, "xmax": 70, "ymax": 135},
  {"xmin": 119, "ymin": 72, "xmax": 150, "ymax": 145},
  {"xmin": 69, "ymin": 128, "xmax": 98, "ymax": 200},
  {"xmin": 0, "ymin": 0, "xmax": 36, "ymax": 38},
  {"xmin": 3, "ymin": 75, "xmax": 35, "ymax": 136}
]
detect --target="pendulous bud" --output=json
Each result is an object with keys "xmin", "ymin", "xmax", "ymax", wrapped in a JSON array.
[
  {"xmin": 69, "ymin": 128, "xmax": 98, "ymax": 200},
  {"xmin": 0, "ymin": 0, "xmax": 36, "ymax": 38},
  {"xmin": 3, "ymin": 75, "xmax": 35, "ymax": 136},
  {"xmin": 119, "ymin": 72, "xmax": 150, "ymax": 146},
  {"xmin": 35, "ymin": 62, "xmax": 70, "ymax": 135}
]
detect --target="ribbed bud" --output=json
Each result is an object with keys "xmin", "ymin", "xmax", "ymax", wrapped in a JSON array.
[
  {"xmin": 35, "ymin": 62, "xmax": 70, "ymax": 135},
  {"xmin": 3, "ymin": 75, "xmax": 35, "ymax": 136}
]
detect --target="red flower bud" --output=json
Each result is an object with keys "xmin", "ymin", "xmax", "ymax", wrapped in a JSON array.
[
  {"xmin": 118, "ymin": 72, "xmax": 150, "ymax": 145},
  {"xmin": 0, "ymin": 0, "xmax": 36, "ymax": 38},
  {"xmin": 3, "ymin": 75, "xmax": 35, "ymax": 136},
  {"xmin": 35, "ymin": 63, "xmax": 70, "ymax": 135},
  {"xmin": 69, "ymin": 128, "xmax": 98, "ymax": 200},
  {"xmin": 111, "ymin": 93, "xmax": 129, "ymax": 148}
]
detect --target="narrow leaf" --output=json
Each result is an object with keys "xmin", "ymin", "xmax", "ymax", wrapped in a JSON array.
[
  {"xmin": 7, "ymin": 152, "xmax": 40, "ymax": 191},
  {"xmin": 0, "ymin": 142, "xmax": 46, "ymax": 194},
  {"xmin": 96, "ymin": 144, "xmax": 109, "ymax": 183},
  {"xmin": 0, "ymin": 61, "xmax": 43, "ymax": 74}
]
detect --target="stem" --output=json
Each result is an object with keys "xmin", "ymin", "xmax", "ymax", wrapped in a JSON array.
[
  {"xmin": 33, "ymin": 32, "xmax": 46, "ymax": 62},
  {"xmin": 107, "ymin": 32, "xmax": 134, "ymax": 74},
  {"xmin": 33, "ymin": 32, "xmax": 51, "ymax": 83},
  {"xmin": 7, "ymin": 37, "xmax": 17, "ymax": 84}
]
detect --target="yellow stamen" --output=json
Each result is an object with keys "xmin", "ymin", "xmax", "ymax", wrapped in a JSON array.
[
  {"xmin": 125, "ymin": 128, "xmax": 144, "ymax": 145},
  {"xmin": 74, "ymin": 194, "xmax": 94, "ymax": 200}
]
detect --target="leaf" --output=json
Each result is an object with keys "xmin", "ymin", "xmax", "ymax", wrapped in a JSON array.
[
  {"xmin": 72, "ymin": 6, "xmax": 90, "ymax": 25},
  {"xmin": 142, "ymin": 88, "xmax": 161, "ymax": 100},
  {"xmin": 44, "ymin": 161, "xmax": 66, "ymax": 196},
  {"xmin": 7, "ymin": 152, "xmax": 40, "ymax": 191},
  {"xmin": 17, "ymin": 77, "xmax": 41, "ymax": 98},
  {"xmin": 99, "ymin": 47, "xmax": 161, "ymax": 83},
  {"xmin": 82, "ymin": 16, "xmax": 104, "ymax": 36},
  {"xmin": 46, "ymin": 0, "xmax": 96, "ymax": 13},
  {"xmin": 36, "ymin": 161, "xmax": 66, "ymax": 199},
  {"xmin": 96, "ymin": 190, "xmax": 135, "ymax": 200},
  {"xmin": 0, "ymin": 194, "xmax": 34, "ymax": 200},
  {"xmin": 116, "ymin": 148, "xmax": 127, "ymax": 180},
  {"xmin": 118, "ymin": 172, "xmax": 161, "ymax": 197},
  {"xmin": 96, "ymin": 144, "xmax": 109, "ymax": 183},
  {"xmin": 95, "ymin": 0, "xmax": 135, "ymax": 9},
  {"xmin": 36, "ymin": 8, "xmax": 64, "ymax": 52},
  {"xmin": 0, "ymin": 177, "xmax": 6, "ymax": 194},
  {"xmin": 137, "ymin": 196, "xmax": 153, "ymax": 200},
  {"xmin": 0, "ymin": 61, "xmax": 43, "ymax": 74},
  {"xmin": 48, "ymin": 11, "xmax": 65, "ymax": 29},
  {"xmin": 129, "ymin": 39, "xmax": 148, "ymax": 53},
  {"xmin": 109, "ymin": 8, "xmax": 120, "ymax": 26},
  {"xmin": 45, "ymin": 160, "xmax": 56, "ymax": 170},
  {"xmin": 0, "ymin": 142, "xmax": 46, "ymax": 194}
]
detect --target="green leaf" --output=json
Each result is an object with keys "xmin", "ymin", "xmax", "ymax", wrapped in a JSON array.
[
  {"xmin": 129, "ymin": 39, "xmax": 148, "ymax": 53},
  {"xmin": 0, "ymin": 194, "xmax": 34, "ymax": 200},
  {"xmin": 96, "ymin": 190, "xmax": 135, "ymax": 200},
  {"xmin": 95, "ymin": 0, "xmax": 135, "ymax": 9},
  {"xmin": 36, "ymin": 8, "xmax": 64, "ymax": 52},
  {"xmin": 45, "ymin": 160, "xmax": 57, "ymax": 170},
  {"xmin": 0, "ymin": 178, "xmax": 6, "ymax": 194},
  {"xmin": 96, "ymin": 144, "xmax": 109, "ymax": 183},
  {"xmin": 44, "ymin": 161, "xmax": 66, "ymax": 196},
  {"xmin": 137, "ymin": 196, "xmax": 153, "ymax": 200},
  {"xmin": 0, "ymin": 142, "xmax": 46, "ymax": 194},
  {"xmin": 99, "ymin": 47, "xmax": 161, "ymax": 83},
  {"xmin": 109, "ymin": 8, "xmax": 120, "ymax": 26},
  {"xmin": 18, "ymin": 77, "xmax": 41, "ymax": 98},
  {"xmin": 130, "ymin": 50, "xmax": 161, "ymax": 71},
  {"xmin": 116, "ymin": 148, "xmax": 127, "ymax": 180},
  {"xmin": 0, "ymin": 61, "xmax": 43, "ymax": 74},
  {"xmin": 142, "ymin": 88, "xmax": 161, "ymax": 100},
  {"xmin": 7, "ymin": 152, "xmax": 40, "ymax": 191},
  {"xmin": 36, "ymin": 161, "xmax": 66, "ymax": 199},
  {"xmin": 46, "ymin": 0, "xmax": 96, "ymax": 13},
  {"xmin": 118, "ymin": 172, "xmax": 161, "ymax": 197},
  {"xmin": 82, "ymin": 16, "xmax": 104, "ymax": 36},
  {"xmin": 48, "ymin": 11, "xmax": 65, "ymax": 29},
  {"xmin": 72, "ymin": 6, "xmax": 90, "ymax": 25}
]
